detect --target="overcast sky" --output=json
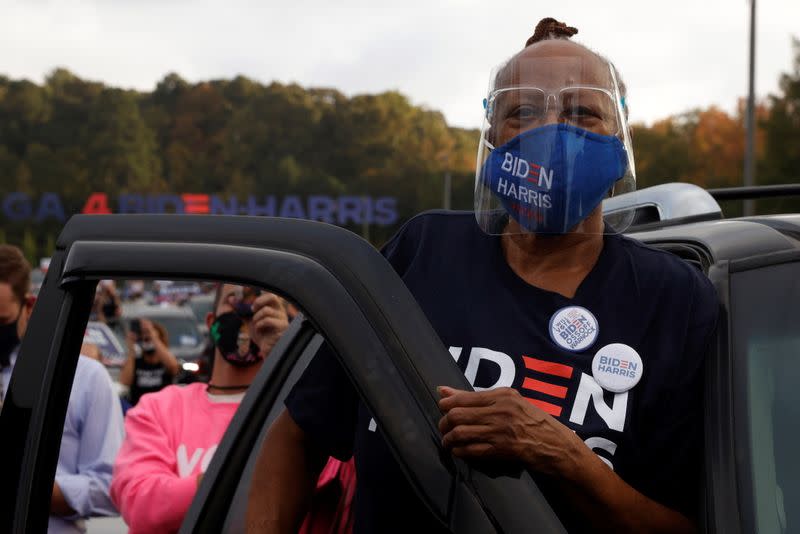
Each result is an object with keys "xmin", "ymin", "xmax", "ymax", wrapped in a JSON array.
[{"xmin": 3, "ymin": 0, "xmax": 798, "ymax": 128}]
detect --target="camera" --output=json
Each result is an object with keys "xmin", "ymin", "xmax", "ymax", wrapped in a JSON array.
[
  {"xmin": 233, "ymin": 288, "xmax": 262, "ymax": 318},
  {"xmin": 234, "ymin": 302, "xmax": 255, "ymax": 318}
]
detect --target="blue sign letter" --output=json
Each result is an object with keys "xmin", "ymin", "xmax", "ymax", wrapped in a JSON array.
[
  {"xmin": 36, "ymin": 193, "xmax": 66, "ymax": 222},
  {"xmin": 3, "ymin": 193, "xmax": 33, "ymax": 222}
]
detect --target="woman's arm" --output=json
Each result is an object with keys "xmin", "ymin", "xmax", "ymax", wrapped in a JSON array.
[
  {"xmin": 438, "ymin": 386, "xmax": 696, "ymax": 534},
  {"xmin": 552, "ymin": 442, "xmax": 696, "ymax": 533},
  {"xmin": 118, "ymin": 332, "xmax": 137, "ymax": 387},
  {"xmin": 246, "ymin": 409, "xmax": 326, "ymax": 533}
]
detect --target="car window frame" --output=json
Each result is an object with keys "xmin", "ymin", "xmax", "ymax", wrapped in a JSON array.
[
  {"xmin": 215, "ymin": 326, "xmax": 326, "ymax": 533},
  {"xmin": 644, "ymin": 238, "xmax": 738, "ymax": 534},
  {"xmin": 727, "ymin": 251, "xmax": 800, "ymax": 534},
  {"xmin": 702, "ymin": 261, "xmax": 741, "ymax": 534}
]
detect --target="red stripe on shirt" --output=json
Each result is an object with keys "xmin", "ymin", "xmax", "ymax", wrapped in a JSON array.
[
  {"xmin": 522, "ymin": 377, "xmax": 568, "ymax": 399},
  {"xmin": 522, "ymin": 356, "xmax": 574, "ymax": 379},
  {"xmin": 524, "ymin": 397, "xmax": 562, "ymax": 417}
]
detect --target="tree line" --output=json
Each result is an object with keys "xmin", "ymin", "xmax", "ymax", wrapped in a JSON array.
[
  {"xmin": 634, "ymin": 39, "xmax": 800, "ymax": 216},
  {"xmin": 1, "ymin": 39, "xmax": 798, "ymax": 263}
]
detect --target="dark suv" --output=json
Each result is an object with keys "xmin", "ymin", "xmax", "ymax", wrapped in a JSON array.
[{"xmin": 1, "ymin": 183, "xmax": 798, "ymax": 533}]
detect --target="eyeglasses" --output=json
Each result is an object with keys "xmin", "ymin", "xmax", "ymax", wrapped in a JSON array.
[{"xmin": 487, "ymin": 86, "xmax": 621, "ymax": 135}]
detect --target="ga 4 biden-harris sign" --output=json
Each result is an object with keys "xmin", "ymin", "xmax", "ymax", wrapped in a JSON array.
[{"xmin": 2, "ymin": 192, "xmax": 398, "ymax": 226}]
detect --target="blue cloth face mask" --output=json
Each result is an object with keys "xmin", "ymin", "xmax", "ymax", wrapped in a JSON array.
[{"xmin": 481, "ymin": 123, "xmax": 628, "ymax": 234}]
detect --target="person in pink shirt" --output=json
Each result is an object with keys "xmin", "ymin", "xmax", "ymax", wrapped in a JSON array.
[{"xmin": 110, "ymin": 284, "xmax": 290, "ymax": 533}]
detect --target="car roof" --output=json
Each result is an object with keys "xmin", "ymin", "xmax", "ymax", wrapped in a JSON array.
[{"xmin": 631, "ymin": 215, "xmax": 800, "ymax": 264}]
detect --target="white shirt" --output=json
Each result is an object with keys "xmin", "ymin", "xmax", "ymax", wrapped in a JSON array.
[{"xmin": 2, "ymin": 348, "xmax": 125, "ymax": 533}]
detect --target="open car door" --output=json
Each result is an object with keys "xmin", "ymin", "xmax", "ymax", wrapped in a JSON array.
[{"xmin": 0, "ymin": 214, "xmax": 565, "ymax": 533}]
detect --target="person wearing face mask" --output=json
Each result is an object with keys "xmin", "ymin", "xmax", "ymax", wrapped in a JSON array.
[
  {"xmin": 0, "ymin": 247, "xmax": 33, "ymax": 394},
  {"xmin": 92, "ymin": 280, "xmax": 122, "ymax": 328},
  {"xmin": 110, "ymin": 284, "xmax": 290, "ymax": 534},
  {"xmin": 248, "ymin": 18, "xmax": 718, "ymax": 533},
  {"xmin": 119, "ymin": 318, "xmax": 180, "ymax": 406},
  {"xmin": 0, "ymin": 245, "xmax": 125, "ymax": 533}
]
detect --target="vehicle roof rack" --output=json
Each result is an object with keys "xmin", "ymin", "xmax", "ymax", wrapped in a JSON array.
[{"xmin": 707, "ymin": 184, "xmax": 800, "ymax": 201}]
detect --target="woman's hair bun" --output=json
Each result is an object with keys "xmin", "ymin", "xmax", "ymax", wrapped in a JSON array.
[{"xmin": 526, "ymin": 17, "xmax": 579, "ymax": 47}]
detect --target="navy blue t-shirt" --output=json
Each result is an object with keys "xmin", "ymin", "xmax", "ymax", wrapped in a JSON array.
[{"xmin": 286, "ymin": 211, "xmax": 718, "ymax": 532}]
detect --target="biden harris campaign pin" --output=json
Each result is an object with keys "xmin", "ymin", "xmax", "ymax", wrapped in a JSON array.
[
  {"xmin": 591, "ymin": 343, "xmax": 643, "ymax": 393},
  {"xmin": 549, "ymin": 306, "xmax": 599, "ymax": 352}
]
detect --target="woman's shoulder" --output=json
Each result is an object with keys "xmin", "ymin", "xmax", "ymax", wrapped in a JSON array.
[
  {"xmin": 611, "ymin": 233, "xmax": 717, "ymax": 301},
  {"xmin": 382, "ymin": 211, "xmax": 484, "ymax": 269},
  {"xmin": 613, "ymin": 233, "xmax": 694, "ymax": 269},
  {"xmin": 399, "ymin": 210, "xmax": 478, "ymax": 237},
  {"xmin": 76, "ymin": 353, "xmax": 109, "ymax": 377}
]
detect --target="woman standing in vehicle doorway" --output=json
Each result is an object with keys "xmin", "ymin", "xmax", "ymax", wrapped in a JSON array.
[{"xmin": 249, "ymin": 18, "xmax": 718, "ymax": 533}]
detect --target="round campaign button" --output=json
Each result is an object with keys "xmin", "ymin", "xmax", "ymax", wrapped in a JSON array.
[
  {"xmin": 591, "ymin": 343, "xmax": 643, "ymax": 393},
  {"xmin": 548, "ymin": 306, "xmax": 599, "ymax": 352}
]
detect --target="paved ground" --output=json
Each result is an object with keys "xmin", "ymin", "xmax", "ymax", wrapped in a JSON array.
[{"xmin": 85, "ymin": 516, "xmax": 127, "ymax": 533}]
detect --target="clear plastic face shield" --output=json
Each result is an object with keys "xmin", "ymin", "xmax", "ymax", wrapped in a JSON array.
[{"xmin": 474, "ymin": 47, "xmax": 637, "ymax": 235}]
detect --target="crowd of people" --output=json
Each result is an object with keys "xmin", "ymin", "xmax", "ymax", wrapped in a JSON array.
[{"xmin": 0, "ymin": 16, "xmax": 719, "ymax": 534}]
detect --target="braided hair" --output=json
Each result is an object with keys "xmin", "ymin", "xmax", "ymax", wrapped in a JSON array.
[
  {"xmin": 526, "ymin": 17, "xmax": 579, "ymax": 46},
  {"xmin": 519, "ymin": 17, "xmax": 628, "ymax": 116}
]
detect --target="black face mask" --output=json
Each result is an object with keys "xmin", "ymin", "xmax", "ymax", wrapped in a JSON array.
[
  {"xmin": 0, "ymin": 319, "xmax": 20, "ymax": 369},
  {"xmin": 210, "ymin": 312, "xmax": 263, "ymax": 368}
]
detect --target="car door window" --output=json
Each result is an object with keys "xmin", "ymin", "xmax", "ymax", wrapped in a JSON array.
[
  {"xmin": 181, "ymin": 300, "xmax": 471, "ymax": 533},
  {"xmin": 1, "ymin": 271, "xmax": 296, "ymax": 533},
  {"xmin": 731, "ymin": 261, "xmax": 800, "ymax": 534},
  {"xmin": 219, "ymin": 328, "xmax": 324, "ymax": 533}
]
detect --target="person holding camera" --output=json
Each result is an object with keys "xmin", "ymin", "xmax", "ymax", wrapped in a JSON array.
[
  {"xmin": 119, "ymin": 318, "xmax": 180, "ymax": 406},
  {"xmin": 92, "ymin": 280, "xmax": 122, "ymax": 328},
  {"xmin": 110, "ymin": 284, "xmax": 290, "ymax": 534}
]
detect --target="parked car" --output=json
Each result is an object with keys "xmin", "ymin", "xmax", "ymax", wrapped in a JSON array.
[{"xmin": 2, "ymin": 183, "xmax": 799, "ymax": 533}]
